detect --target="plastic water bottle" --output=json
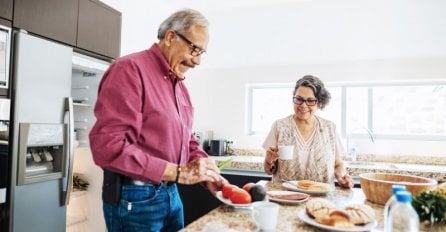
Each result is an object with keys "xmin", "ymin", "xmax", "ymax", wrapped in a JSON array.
[
  {"xmin": 384, "ymin": 185, "xmax": 407, "ymax": 232},
  {"xmin": 388, "ymin": 191, "xmax": 420, "ymax": 232}
]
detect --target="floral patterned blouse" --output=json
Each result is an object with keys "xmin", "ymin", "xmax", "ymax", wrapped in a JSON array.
[{"xmin": 262, "ymin": 115, "xmax": 343, "ymax": 183}]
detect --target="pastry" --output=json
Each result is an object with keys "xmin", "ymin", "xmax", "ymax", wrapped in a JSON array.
[
  {"xmin": 305, "ymin": 198, "xmax": 336, "ymax": 218},
  {"xmin": 316, "ymin": 210, "xmax": 354, "ymax": 228},
  {"xmin": 298, "ymin": 180, "xmax": 316, "ymax": 189},
  {"xmin": 267, "ymin": 192, "xmax": 309, "ymax": 200},
  {"xmin": 298, "ymin": 180, "xmax": 330, "ymax": 191},
  {"xmin": 345, "ymin": 203, "xmax": 376, "ymax": 225},
  {"xmin": 308, "ymin": 184, "xmax": 329, "ymax": 191}
]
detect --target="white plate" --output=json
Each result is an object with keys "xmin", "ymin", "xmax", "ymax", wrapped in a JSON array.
[
  {"xmin": 215, "ymin": 191, "xmax": 252, "ymax": 208},
  {"xmin": 282, "ymin": 180, "xmax": 335, "ymax": 195},
  {"xmin": 298, "ymin": 210, "xmax": 377, "ymax": 232},
  {"xmin": 267, "ymin": 190, "xmax": 309, "ymax": 205}
]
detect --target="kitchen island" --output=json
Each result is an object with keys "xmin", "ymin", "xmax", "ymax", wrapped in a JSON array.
[{"xmin": 180, "ymin": 181, "xmax": 446, "ymax": 232}]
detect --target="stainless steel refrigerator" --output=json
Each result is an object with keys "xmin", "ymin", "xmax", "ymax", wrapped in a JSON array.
[{"xmin": 7, "ymin": 31, "xmax": 74, "ymax": 232}]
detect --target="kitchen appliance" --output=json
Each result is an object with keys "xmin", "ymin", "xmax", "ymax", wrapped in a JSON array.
[
  {"xmin": 0, "ymin": 31, "xmax": 74, "ymax": 232},
  {"xmin": 0, "ymin": 28, "xmax": 111, "ymax": 231},
  {"xmin": 0, "ymin": 99, "xmax": 10, "ymax": 208},
  {"xmin": 193, "ymin": 130, "xmax": 213, "ymax": 152},
  {"xmin": 209, "ymin": 139, "xmax": 227, "ymax": 156},
  {"xmin": 0, "ymin": 25, "xmax": 11, "ymax": 89}
]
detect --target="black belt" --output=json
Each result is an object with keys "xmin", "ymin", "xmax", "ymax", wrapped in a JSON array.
[{"xmin": 123, "ymin": 177, "xmax": 174, "ymax": 187}]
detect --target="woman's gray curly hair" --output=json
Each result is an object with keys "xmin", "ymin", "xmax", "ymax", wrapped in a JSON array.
[{"xmin": 293, "ymin": 75, "xmax": 331, "ymax": 109}]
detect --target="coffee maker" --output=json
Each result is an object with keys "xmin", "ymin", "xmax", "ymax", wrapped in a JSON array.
[{"xmin": 209, "ymin": 139, "xmax": 233, "ymax": 156}]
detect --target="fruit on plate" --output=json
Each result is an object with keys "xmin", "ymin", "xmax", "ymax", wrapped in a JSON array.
[
  {"xmin": 242, "ymin": 182, "xmax": 255, "ymax": 192},
  {"xmin": 248, "ymin": 184, "xmax": 266, "ymax": 202},
  {"xmin": 222, "ymin": 184, "xmax": 238, "ymax": 199},
  {"xmin": 230, "ymin": 188, "xmax": 252, "ymax": 204}
]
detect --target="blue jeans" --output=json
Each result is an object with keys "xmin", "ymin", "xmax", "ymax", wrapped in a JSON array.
[{"xmin": 103, "ymin": 183, "xmax": 184, "ymax": 232}]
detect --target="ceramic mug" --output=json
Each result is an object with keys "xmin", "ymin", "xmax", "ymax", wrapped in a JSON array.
[
  {"xmin": 278, "ymin": 145, "xmax": 294, "ymax": 160},
  {"xmin": 251, "ymin": 201, "xmax": 279, "ymax": 231}
]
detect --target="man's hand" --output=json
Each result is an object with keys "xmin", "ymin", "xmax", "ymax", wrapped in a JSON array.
[
  {"xmin": 177, "ymin": 158, "xmax": 221, "ymax": 185},
  {"xmin": 204, "ymin": 175, "xmax": 229, "ymax": 196}
]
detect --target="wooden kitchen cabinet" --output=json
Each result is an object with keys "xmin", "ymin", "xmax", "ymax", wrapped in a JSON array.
[
  {"xmin": 0, "ymin": 0, "xmax": 13, "ymax": 21},
  {"xmin": 13, "ymin": 0, "xmax": 79, "ymax": 46},
  {"xmin": 77, "ymin": 0, "xmax": 121, "ymax": 59}
]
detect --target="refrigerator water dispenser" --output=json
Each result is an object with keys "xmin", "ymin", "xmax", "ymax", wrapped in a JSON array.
[{"xmin": 17, "ymin": 123, "xmax": 66, "ymax": 185}]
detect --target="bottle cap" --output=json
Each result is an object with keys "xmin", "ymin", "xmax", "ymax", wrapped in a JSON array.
[
  {"xmin": 391, "ymin": 185, "xmax": 407, "ymax": 194},
  {"xmin": 395, "ymin": 191, "xmax": 412, "ymax": 203}
]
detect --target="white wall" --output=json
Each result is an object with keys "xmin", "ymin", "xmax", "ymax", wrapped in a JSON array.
[{"xmin": 101, "ymin": 0, "xmax": 446, "ymax": 155}]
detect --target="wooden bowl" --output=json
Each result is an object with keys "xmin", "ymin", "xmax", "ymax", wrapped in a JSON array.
[{"xmin": 359, "ymin": 173, "xmax": 437, "ymax": 205}]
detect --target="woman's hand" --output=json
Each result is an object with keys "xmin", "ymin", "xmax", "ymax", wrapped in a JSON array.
[
  {"xmin": 264, "ymin": 146, "xmax": 279, "ymax": 174},
  {"xmin": 337, "ymin": 174, "xmax": 354, "ymax": 189}
]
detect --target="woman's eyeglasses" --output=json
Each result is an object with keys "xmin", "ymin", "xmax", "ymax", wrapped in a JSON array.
[
  {"xmin": 293, "ymin": 97, "xmax": 318, "ymax": 106},
  {"xmin": 174, "ymin": 31, "xmax": 206, "ymax": 57}
]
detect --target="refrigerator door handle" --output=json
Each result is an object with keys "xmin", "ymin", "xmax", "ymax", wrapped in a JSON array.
[{"xmin": 62, "ymin": 97, "xmax": 74, "ymax": 206}]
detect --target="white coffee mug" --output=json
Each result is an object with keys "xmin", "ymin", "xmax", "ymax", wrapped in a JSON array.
[
  {"xmin": 251, "ymin": 201, "xmax": 279, "ymax": 231},
  {"xmin": 278, "ymin": 145, "xmax": 294, "ymax": 160}
]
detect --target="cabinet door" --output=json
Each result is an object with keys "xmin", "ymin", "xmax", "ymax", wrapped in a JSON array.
[
  {"xmin": 77, "ymin": 0, "xmax": 121, "ymax": 59},
  {"xmin": 13, "ymin": 0, "xmax": 78, "ymax": 46},
  {"xmin": 0, "ymin": 0, "xmax": 13, "ymax": 20}
]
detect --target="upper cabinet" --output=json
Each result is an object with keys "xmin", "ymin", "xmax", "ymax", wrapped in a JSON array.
[
  {"xmin": 13, "ymin": 0, "xmax": 79, "ymax": 46},
  {"xmin": 13, "ymin": 0, "xmax": 121, "ymax": 59},
  {"xmin": 77, "ymin": 0, "xmax": 121, "ymax": 59},
  {"xmin": 0, "ymin": 0, "xmax": 13, "ymax": 21}
]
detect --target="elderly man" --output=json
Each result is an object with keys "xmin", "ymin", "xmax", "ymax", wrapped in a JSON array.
[{"xmin": 89, "ymin": 9, "xmax": 224, "ymax": 231}]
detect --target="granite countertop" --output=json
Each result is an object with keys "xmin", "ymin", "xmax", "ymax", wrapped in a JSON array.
[
  {"xmin": 211, "ymin": 151, "xmax": 446, "ymax": 183},
  {"xmin": 181, "ymin": 181, "xmax": 446, "ymax": 232}
]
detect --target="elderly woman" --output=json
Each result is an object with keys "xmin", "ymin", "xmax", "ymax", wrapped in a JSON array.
[{"xmin": 263, "ymin": 75, "xmax": 353, "ymax": 188}]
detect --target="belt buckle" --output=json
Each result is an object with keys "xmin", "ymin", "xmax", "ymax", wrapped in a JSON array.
[
  {"xmin": 162, "ymin": 181, "xmax": 173, "ymax": 187},
  {"xmin": 131, "ymin": 180, "xmax": 149, "ymax": 186}
]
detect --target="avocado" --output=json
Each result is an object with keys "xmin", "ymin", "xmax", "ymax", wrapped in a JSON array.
[{"xmin": 249, "ymin": 184, "xmax": 267, "ymax": 202}]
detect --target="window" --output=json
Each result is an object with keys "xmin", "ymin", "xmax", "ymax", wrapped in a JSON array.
[{"xmin": 247, "ymin": 81, "xmax": 446, "ymax": 141}]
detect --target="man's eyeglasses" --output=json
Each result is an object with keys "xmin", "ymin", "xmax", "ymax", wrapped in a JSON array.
[
  {"xmin": 174, "ymin": 31, "xmax": 206, "ymax": 57},
  {"xmin": 293, "ymin": 97, "xmax": 318, "ymax": 106}
]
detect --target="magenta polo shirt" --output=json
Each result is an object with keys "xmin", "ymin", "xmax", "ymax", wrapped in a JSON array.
[{"xmin": 89, "ymin": 44, "xmax": 207, "ymax": 183}]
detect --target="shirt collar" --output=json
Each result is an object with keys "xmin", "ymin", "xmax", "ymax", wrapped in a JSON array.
[{"xmin": 149, "ymin": 43, "xmax": 185, "ymax": 81}]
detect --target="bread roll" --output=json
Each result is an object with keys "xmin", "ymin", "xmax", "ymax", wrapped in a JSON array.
[
  {"xmin": 345, "ymin": 203, "xmax": 376, "ymax": 225},
  {"xmin": 315, "ymin": 210, "xmax": 354, "ymax": 228},
  {"xmin": 305, "ymin": 198, "xmax": 336, "ymax": 219}
]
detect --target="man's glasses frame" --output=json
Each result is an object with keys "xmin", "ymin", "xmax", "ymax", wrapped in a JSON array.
[
  {"xmin": 174, "ymin": 31, "xmax": 206, "ymax": 57},
  {"xmin": 293, "ymin": 97, "xmax": 318, "ymax": 106}
]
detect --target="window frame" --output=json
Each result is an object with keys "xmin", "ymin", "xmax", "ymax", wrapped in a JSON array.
[{"xmin": 247, "ymin": 80, "xmax": 446, "ymax": 141}]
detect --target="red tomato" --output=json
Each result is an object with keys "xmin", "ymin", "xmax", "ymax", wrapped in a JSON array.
[
  {"xmin": 222, "ymin": 184, "xmax": 237, "ymax": 199},
  {"xmin": 242, "ymin": 182, "xmax": 254, "ymax": 192},
  {"xmin": 230, "ymin": 188, "xmax": 252, "ymax": 204}
]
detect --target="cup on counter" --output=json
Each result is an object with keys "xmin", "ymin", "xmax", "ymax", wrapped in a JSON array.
[
  {"xmin": 278, "ymin": 145, "xmax": 294, "ymax": 160},
  {"xmin": 251, "ymin": 201, "xmax": 279, "ymax": 231}
]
